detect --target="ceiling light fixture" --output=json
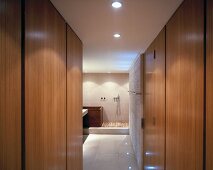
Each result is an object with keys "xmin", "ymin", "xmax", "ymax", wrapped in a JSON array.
[
  {"xmin": 112, "ymin": 2, "xmax": 122, "ymax": 8},
  {"xmin": 114, "ymin": 33, "xmax": 121, "ymax": 38}
]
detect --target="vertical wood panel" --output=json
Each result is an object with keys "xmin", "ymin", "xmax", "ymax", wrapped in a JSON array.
[
  {"xmin": 0, "ymin": 0, "xmax": 21, "ymax": 169},
  {"xmin": 67, "ymin": 25, "xmax": 83, "ymax": 170},
  {"xmin": 206, "ymin": 0, "xmax": 213, "ymax": 169},
  {"xmin": 143, "ymin": 28, "xmax": 165, "ymax": 170},
  {"xmin": 25, "ymin": 0, "xmax": 66, "ymax": 169},
  {"xmin": 166, "ymin": 0, "xmax": 204, "ymax": 169},
  {"xmin": 144, "ymin": 44, "xmax": 156, "ymax": 169},
  {"xmin": 153, "ymin": 28, "xmax": 165, "ymax": 170}
]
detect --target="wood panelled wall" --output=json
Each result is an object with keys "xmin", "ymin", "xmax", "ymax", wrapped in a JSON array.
[
  {"xmin": 0, "ymin": 0, "xmax": 83, "ymax": 169},
  {"xmin": 0, "ymin": 0, "xmax": 21, "ymax": 169},
  {"xmin": 67, "ymin": 25, "xmax": 83, "ymax": 170},
  {"xmin": 143, "ymin": 28, "xmax": 165, "ymax": 170},
  {"xmin": 144, "ymin": 44, "xmax": 155, "ymax": 170},
  {"xmin": 26, "ymin": 0, "xmax": 66, "ymax": 169},
  {"xmin": 206, "ymin": 0, "xmax": 213, "ymax": 169},
  {"xmin": 166, "ymin": 0, "xmax": 204, "ymax": 169}
]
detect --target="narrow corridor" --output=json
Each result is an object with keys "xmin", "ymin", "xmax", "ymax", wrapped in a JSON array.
[
  {"xmin": 83, "ymin": 135, "xmax": 139, "ymax": 170},
  {"xmin": 1, "ymin": 0, "xmax": 212, "ymax": 169}
]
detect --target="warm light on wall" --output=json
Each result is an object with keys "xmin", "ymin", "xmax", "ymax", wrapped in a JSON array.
[
  {"xmin": 112, "ymin": 2, "xmax": 122, "ymax": 8},
  {"xmin": 113, "ymin": 33, "xmax": 121, "ymax": 38}
]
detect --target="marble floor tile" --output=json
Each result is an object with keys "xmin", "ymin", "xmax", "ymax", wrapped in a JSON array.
[{"xmin": 83, "ymin": 134, "xmax": 139, "ymax": 170}]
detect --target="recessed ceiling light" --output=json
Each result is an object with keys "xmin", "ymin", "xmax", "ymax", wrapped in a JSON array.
[
  {"xmin": 114, "ymin": 33, "xmax": 121, "ymax": 38},
  {"xmin": 112, "ymin": 2, "xmax": 122, "ymax": 8}
]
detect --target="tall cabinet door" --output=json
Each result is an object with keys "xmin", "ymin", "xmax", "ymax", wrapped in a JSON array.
[
  {"xmin": 25, "ymin": 0, "xmax": 67, "ymax": 169},
  {"xmin": 144, "ymin": 46, "xmax": 155, "ymax": 169},
  {"xmin": 206, "ymin": 0, "xmax": 213, "ymax": 169},
  {"xmin": 67, "ymin": 25, "xmax": 83, "ymax": 170},
  {"xmin": 166, "ymin": 0, "xmax": 204, "ymax": 169},
  {"xmin": 143, "ymin": 28, "xmax": 165, "ymax": 170},
  {"xmin": 152, "ymin": 28, "xmax": 166, "ymax": 170},
  {"xmin": 0, "ymin": 0, "xmax": 21, "ymax": 169}
]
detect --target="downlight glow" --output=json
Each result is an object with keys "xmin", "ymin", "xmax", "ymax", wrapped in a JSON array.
[
  {"xmin": 112, "ymin": 2, "xmax": 122, "ymax": 8},
  {"xmin": 113, "ymin": 33, "xmax": 121, "ymax": 38}
]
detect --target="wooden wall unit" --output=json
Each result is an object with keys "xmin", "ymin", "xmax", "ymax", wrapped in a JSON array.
[
  {"xmin": 0, "ymin": 0, "xmax": 21, "ymax": 169},
  {"xmin": 166, "ymin": 0, "xmax": 204, "ymax": 169},
  {"xmin": 67, "ymin": 25, "xmax": 83, "ymax": 170},
  {"xmin": 153, "ymin": 28, "xmax": 166, "ymax": 170},
  {"xmin": 144, "ymin": 44, "xmax": 155, "ymax": 169},
  {"xmin": 25, "ymin": 0, "xmax": 67, "ymax": 169},
  {"xmin": 143, "ymin": 28, "xmax": 165, "ymax": 170},
  {"xmin": 206, "ymin": 0, "xmax": 213, "ymax": 169}
]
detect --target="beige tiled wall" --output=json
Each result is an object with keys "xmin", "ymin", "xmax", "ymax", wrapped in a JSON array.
[
  {"xmin": 129, "ymin": 55, "xmax": 143, "ymax": 169},
  {"xmin": 83, "ymin": 73, "xmax": 129, "ymax": 123}
]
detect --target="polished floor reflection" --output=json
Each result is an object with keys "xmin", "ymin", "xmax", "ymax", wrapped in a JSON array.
[{"xmin": 83, "ymin": 134, "xmax": 139, "ymax": 170}]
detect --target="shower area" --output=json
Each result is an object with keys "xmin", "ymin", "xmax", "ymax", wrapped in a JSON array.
[
  {"xmin": 83, "ymin": 73, "xmax": 129, "ymax": 132},
  {"xmin": 101, "ymin": 94, "xmax": 128, "ymax": 127}
]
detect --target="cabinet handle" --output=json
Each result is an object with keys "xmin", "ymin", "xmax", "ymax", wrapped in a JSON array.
[{"xmin": 141, "ymin": 118, "xmax": 145, "ymax": 129}]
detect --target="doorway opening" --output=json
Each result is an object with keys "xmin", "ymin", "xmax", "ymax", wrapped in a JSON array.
[
  {"xmin": 82, "ymin": 73, "xmax": 139, "ymax": 170},
  {"xmin": 82, "ymin": 73, "xmax": 130, "ymax": 134}
]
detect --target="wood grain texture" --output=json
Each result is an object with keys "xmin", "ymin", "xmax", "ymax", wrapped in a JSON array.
[
  {"xmin": 144, "ymin": 43, "xmax": 155, "ymax": 170},
  {"xmin": 153, "ymin": 28, "xmax": 165, "ymax": 170},
  {"xmin": 206, "ymin": 0, "xmax": 213, "ymax": 169},
  {"xmin": 67, "ymin": 24, "xmax": 83, "ymax": 170},
  {"xmin": 25, "ymin": 0, "xmax": 67, "ymax": 169},
  {"xmin": 166, "ymin": 0, "xmax": 204, "ymax": 169},
  {"xmin": 0, "ymin": 0, "xmax": 21, "ymax": 169},
  {"xmin": 83, "ymin": 107, "xmax": 103, "ymax": 127},
  {"xmin": 141, "ymin": 54, "xmax": 144, "ymax": 170},
  {"xmin": 143, "ymin": 28, "xmax": 165, "ymax": 170}
]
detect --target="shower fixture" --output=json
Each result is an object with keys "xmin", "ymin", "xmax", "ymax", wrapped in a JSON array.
[{"xmin": 113, "ymin": 94, "xmax": 120, "ymax": 102}]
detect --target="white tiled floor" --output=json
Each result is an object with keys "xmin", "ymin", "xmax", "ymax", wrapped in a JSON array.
[{"xmin": 83, "ymin": 135, "xmax": 139, "ymax": 170}]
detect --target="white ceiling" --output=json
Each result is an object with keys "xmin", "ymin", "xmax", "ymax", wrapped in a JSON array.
[{"xmin": 51, "ymin": 0, "xmax": 183, "ymax": 73}]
